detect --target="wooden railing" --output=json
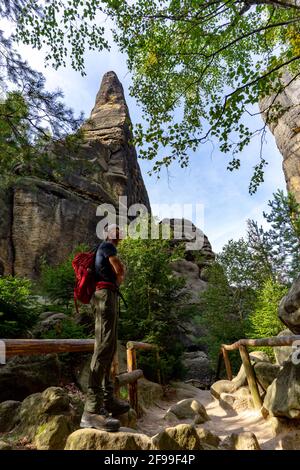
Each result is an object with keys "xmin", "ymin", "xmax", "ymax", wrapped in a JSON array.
[
  {"xmin": 126, "ymin": 341, "xmax": 160, "ymax": 415},
  {"xmin": 0, "ymin": 338, "xmax": 159, "ymax": 414},
  {"xmin": 216, "ymin": 335, "xmax": 300, "ymax": 411}
]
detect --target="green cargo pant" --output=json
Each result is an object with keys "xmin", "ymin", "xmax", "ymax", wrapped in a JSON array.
[{"xmin": 84, "ymin": 288, "xmax": 118, "ymax": 414}]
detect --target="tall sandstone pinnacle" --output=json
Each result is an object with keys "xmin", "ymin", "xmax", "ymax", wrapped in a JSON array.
[
  {"xmin": 0, "ymin": 71, "xmax": 150, "ymax": 278},
  {"xmin": 260, "ymin": 73, "xmax": 300, "ymax": 203},
  {"xmin": 82, "ymin": 71, "xmax": 151, "ymax": 209}
]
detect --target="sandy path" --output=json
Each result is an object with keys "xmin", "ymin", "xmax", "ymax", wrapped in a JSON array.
[{"xmin": 136, "ymin": 383, "xmax": 284, "ymax": 450}]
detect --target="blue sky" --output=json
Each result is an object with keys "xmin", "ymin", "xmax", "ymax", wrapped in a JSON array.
[{"xmin": 16, "ymin": 33, "xmax": 286, "ymax": 253}]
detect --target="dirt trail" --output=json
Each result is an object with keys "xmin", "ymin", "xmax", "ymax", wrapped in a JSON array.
[{"xmin": 136, "ymin": 383, "xmax": 285, "ymax": 450}]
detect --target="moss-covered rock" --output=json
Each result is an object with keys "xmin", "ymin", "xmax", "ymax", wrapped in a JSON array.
[
  {"xmin": 34, "ymin": 415, "xmax": 75, "ymax": 450},
  {"xmin": 196, "ymin": 427, "xmax": 221, "ymax": 448},
  {"xmin": 65, "ymin": 428, "xmax": 152, "ymax": 450},
  {"xmin": 13, "ymin": 386, "xmax": 80, "ymax": 450},
  {"xmin": 0, "ymin": 440, "xmax": 13, "ymax": 450},
  {"xmin": 0, "ymin": 400, "xmax": 21, "ymax": 432},
  {"xmin": 152, "ymin": 424, "xmax": 203, "ymax": 450},
  {"xmin": 219, "ymin": 432, "xmax": 260, "ymax": 450},
  {"xmin": 263, "ymin": 360, "xmax": 300, "ymax": 419},
  {"xmin": 254, "ymin": 361, "xmax": 281, "ymax": 391},
  {"xmin": 0, "ymin": 354, "xmax": 62, "ymax": 402}
]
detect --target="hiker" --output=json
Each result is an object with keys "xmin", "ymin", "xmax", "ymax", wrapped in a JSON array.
[{"xmin": 80, "ymin": 224, "xmax": 129, "ymax": 432}]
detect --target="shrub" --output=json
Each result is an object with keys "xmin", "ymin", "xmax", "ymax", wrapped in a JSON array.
[
  {"xmin": 39, "ymin": 244, "xmax": 88, "ymax": 307},
  {"xmin": 118, "ymin": 236, "xmax": 189, "ymax": 383},
  {"xmin": 197, "ymin": 263, "xmax": 256, "ymax": 372},
  {"xmin": 40, "ymin": 317, "xmax": 89, "ymax": 339},
  {"xmin": 0, "ymin": 276, "xmax": 39, "ymax": 337},
  {"xmin": 245, "ymin": 278, "xmax": 288, "ymax": 357}
]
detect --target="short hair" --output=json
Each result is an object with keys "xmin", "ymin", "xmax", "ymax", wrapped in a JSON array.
[{"xmin": 104, "ymin": 224, "xmax": 120, "ymax": 240}]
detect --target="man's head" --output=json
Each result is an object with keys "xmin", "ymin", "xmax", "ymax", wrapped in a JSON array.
[{"xmin": 104, "ymin": 224, "xmax": 122, "ymax": 245}]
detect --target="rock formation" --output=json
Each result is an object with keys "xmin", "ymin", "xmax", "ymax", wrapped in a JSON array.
[
  {"xmin": 260, "ymin": 73, "xmax": 300, "ymax": 203},
  {"xmin": 278, "ymin": 275, "xmax": 300, "ymax": 334},
  {"xmin": 0, "ymin": 71, "xmax": 150, "ymax": 278}
]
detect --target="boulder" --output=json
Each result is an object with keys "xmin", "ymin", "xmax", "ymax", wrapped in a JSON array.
[
  {"xmin": 34, "ymin": 415, "xmax": 75, "ymax": 450},
  {"xmin": 263, "ymin": 360, "xmax": 300, "ymax": 419},
  {"xmin": 32, "ymin": 313, "xmax": 68, "ymax": 337},
  {"xmin": 274, "ymin": 329, "xmax": 294, "ymax": 365},
  {"xmin": 164, "ymin": 411, "xmax": 180, "ymax": 425},
  {"xmin": 281, "ymin": 430, "xmax": 300, "ymax": 450},
  {"xmin": 278, "ymin": 276, "xmax": 300, "ymax": 334},
  {"xmin": 196, "ymin": 428, "xmax": 221, "ymax": 448},
  {"xmin": 254, "ymin": 361, "xmax": 281, "ymax": 391},
  {"xmin": 65, "ymin": 428, "xmax": 152, "ymax": 450},
  {"xmin": 14, "ymin": 386, "xmax": 80, "ymax": 450},
  {"xmin": 138, "ymin": 378, "xmax": 164, "ymax": 411},
  {"xmin": 182, "ymin": 351, "xmax": 212, "ymax": 387},
  {"xmin": 0, "ymin": 440, "xmax": 13, "ymax": 450},
  {"xmin": 170, "ymin": 259, "xmax": 208, "ymax": 303},
  {"xmin": 0, "ymin": 354, "xmax": 63, "ymax": 402},
  {"xmin": 231, "ymin": 386, "xmax": 254, "ymax": 412},
  {"xmin": 0, "ymin": 400, "xmax": 21, "ymax": 432},
  {"xmin": 210, "ymin": 380, "xmax": 236, "ymax": 399},
  {"xmin": 152, "ymin": 424, "xmax": 203, "ymax": 450},
  {"xmin": 164, "ymin": 399, "xmax": 209, "ymax": 424},
  {"xmin": 39, "ymin": 311, "xmax": 65, "ymax": 321},
  {"xmin": 211, "ymin": 350, "xmax": 271, "ymax": 399},
  {"xmin": 269, "ymin": 416, "xmax": 291, "ymax": 436},
  {"xmin": 117, "ymin": 408, "xmax": 137, "ymax": 429},
  {"xmin": 219, "ymin": 393, "xmax": 236, "ymax": 409},
  {"xmin": 170, "ymin": 381, "xmax": 205, "ymax": 401},
  {"xmin": 220, "ymin": 432, "xmax": 260, "ymax": 450}
]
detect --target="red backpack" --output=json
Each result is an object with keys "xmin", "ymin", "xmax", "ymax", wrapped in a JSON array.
[{"xmin": 72, "ymin": 251, "xmax": 96, "ymax": 312}]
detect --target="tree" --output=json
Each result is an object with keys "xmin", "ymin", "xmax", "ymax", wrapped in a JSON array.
[
  {"xmin": 0, "ymin": 2, "xmax": 84, "ymax": 184},
  {"xmin": 219, "ymin": 189, "xmax": 300, "ymax": 286},
  {"xmin": 217, "ymin": 238, "xmax": 271, "ymax": 288},
  {"xmin": 261, "ymin": 189, "xmax": 300, "ymax": 283},
  {"xmin": 0, "ymin": 91, "xmax": 84, "ymax": 186},
  {"xmin": 0, "ymin": 275, "xmax": 39, "ymax": 337},
  {"xmin": 197, "ymin": 263, "xmax": 255, "ymax": 370},
  {"xmin": 118, "ymin": 236, "xmax": 190, "ymax": 382},
  {"xmin": 246, "ymin": 277, "xmax": 288, "ymax": 343},
  {"xmin": 5, "ymin": 0, "xmax": 300, "ymax": 191}
]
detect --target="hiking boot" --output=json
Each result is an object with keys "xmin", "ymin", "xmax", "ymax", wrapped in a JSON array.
[
  {"xmin": 104, "ymin": 396, "xmax": 130, "ymax": 416},
  {"xmin": 80, "ymin": 409, "xmax": 120, "ymax": 432}
]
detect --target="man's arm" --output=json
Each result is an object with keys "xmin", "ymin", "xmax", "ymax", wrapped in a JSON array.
[{"xmin": 109, "ymin": 256, "xmax": 125, "ymax": 286}]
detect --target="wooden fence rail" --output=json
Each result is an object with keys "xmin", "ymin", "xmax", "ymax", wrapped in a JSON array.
[
  {"xmin": 126, "ymin": 341, "xmax": 160, "ymax": 415},
  {"xmin": 217, "ymin": 335, "xmax": 300, "ymax": 412},
  {"xmin": 0, "ymin": 338, "xmax": 159, "ymax": 414}
]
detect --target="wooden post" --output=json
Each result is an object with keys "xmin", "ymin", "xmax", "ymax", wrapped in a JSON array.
[
  {"xmin": 239, "ymin": 345, "xmax": 262, "ymax": 409},
  {"xmin": 222, "ymin": 346, "xmax": 233, "ymax": 381},
  {"xmin": 127, "ymin": 346, "xmax": 138, "ymax": 413},
  {"xmin": 115, "ymin": 369, "xmax": 143, "ymax": 386},
  {"xmin": 215, "ymin": 350, "xmax": 223, "ymax": 381}
]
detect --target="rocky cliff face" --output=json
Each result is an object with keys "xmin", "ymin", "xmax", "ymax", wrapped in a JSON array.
[
  {"xmin": 0, "ymin": 71, "xmax": 150, "ymax": 278},
  {"xmin": 0, "ymin": 71, "xmax": 215, "ymax": 283},
  {"xmin": 260, "ymin": 73, "xmax": 300, "ymax": 202}
]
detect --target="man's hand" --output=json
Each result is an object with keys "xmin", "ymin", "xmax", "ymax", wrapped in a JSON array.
[{"xmin": 109, "ymin": 256, "xmax": 125, "ymax": 286}]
